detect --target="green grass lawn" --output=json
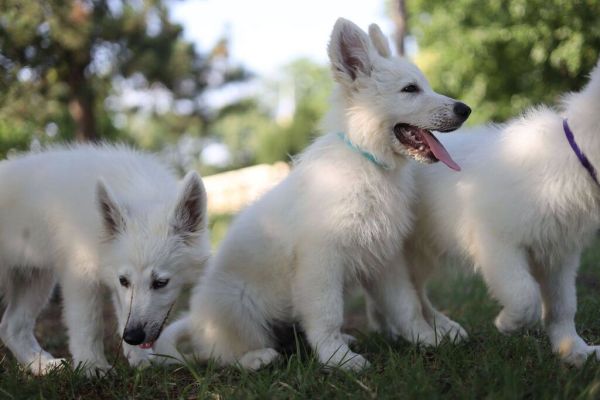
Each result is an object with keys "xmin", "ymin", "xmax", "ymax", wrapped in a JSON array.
[{"xmin": 2, "ymin": 235, "xmax": 600, "ymax": 399}]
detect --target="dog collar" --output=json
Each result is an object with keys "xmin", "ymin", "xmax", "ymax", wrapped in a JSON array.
[
  {"xmin": 337, "ymin": 132, "xmax": 391, "ymax": 170},
  {"xmin": 563, "ymin": 119, "xmax": 600, "ymax": 187}
]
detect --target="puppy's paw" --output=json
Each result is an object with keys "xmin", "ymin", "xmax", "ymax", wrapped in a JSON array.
[
  {"xmin": 320, "ymin": 344, "xmax": 371, "ymax": 372},
  {"xmin": 238, "ymin": 348, "xmax": 280, "ymax": 370},
  {"xmin": 28, "ymin": 357, "xmax": 67, "ymax": 376},
  {"xmin": 342, "ymin": 333, "xmax": 358, "ymax": 345},
  {"xmin": 125, "ymin": 346, "xmax": 152, "ymax": 368},
  {"xmin": 432, "ymin": 318, "xmax": 469, "ymax": 343},
  {"xmin": 494, "ymin": 303, "xmax": 541, "ymax": 334},
  {"xmin": 554, "ymin": 339, "xmax": 598, "ymax": 367},
  {"xmin": 76, "ymin": 360, "xmax": 112, "ymax": 378},
  {"xmin": 405, "ymin": 327, "xmax": 440, "ymax": 347},
  {"xmin": 324, "ymin": 352, "xmax": 370, "ymax": 372}
]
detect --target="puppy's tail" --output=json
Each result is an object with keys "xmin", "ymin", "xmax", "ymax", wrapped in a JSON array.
[{"xmin": 152, "ymin": 314, "xmax": 192, "ymax": 364}]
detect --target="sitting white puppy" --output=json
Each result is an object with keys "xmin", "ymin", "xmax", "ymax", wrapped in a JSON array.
[
  {"xmin": 0, "ymin": 145, "xmax": 210, "ymax": 375},
  {"xmin": 154, "ymin": 18, "xmax": 470, "ymax": 371}
]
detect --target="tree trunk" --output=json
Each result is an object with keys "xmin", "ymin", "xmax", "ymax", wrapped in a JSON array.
[
  {"xmin": 392, "ymin": 0, "xmax": 407, "ymax": 56},
  {"xmin": 68, "ymin": 63, "xmax": 98, "ymax": 142}
]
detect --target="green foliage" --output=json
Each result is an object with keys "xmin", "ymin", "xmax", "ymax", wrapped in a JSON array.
[
  {"xmin": 268, "ymin": 59, "xmax": 333, "ymax": 160},
  {"xmin": 0, "ymin": 0, "xmax": 247, "ymax": 158},
  {"xmin": 0, "ymin": 119, "xmax": 34, "ymax": 157},
  {"xmin": 208, "ymin": 213, "xmax": 234, "ymax": 248},
  {"xmin": 212, "ymin": 59, "xmax": 333, "ymax": 168},
  {"xmin": 408, "ymin": 0, "xmax": 600, "ymax": 124}
]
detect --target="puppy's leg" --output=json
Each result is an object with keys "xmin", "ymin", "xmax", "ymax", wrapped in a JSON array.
[
  {"xmin": 473, "ymin": 235, "xmax": 541, "ymax": 333},
  {"xmin": 151, "ymin": 316, "xmax": 193, "ymax": 365},
  {"xmin": 191, "ymin": 276, "xmax": 280, "ymax": 369},
  {"xmin": 538, "ymin": 251, "xmax": 598, "ymax": 366},
  {"xmin": 361, "ymin": 257, "xmax": 439, "ymax": 346},
  {"xmin": 416, "ymin": 287, "xmax": 468, "ymax": 342},
  {"xmin": 365, "ymin": 293, "xmax": 386, "ymax": 333},
  {"xmin": 409, "ymin": 250, "xmax": 468, "ymax": 342},
  {"xmin": 0, "ymin": 268, "xmax": 65, "ymax": 375},
  {"xmin": 60, "ymin": 271, "xmax": 110, "ymax": 375},
  {"xmin": 294, "ymin": 246, "xmax": 369, "ymax": 371}
]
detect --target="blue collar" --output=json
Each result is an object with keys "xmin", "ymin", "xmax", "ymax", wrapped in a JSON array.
[
  {"xmin": 563, "ymin": 119, "xmax": 600, "ymax": 187},
  {"xmin": 337, "ymin": 132, "xmax": 391, "ymax": 170}
]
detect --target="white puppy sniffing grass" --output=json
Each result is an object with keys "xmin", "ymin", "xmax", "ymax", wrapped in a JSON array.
[
  {"xmin": 0, "ymin": 145, "xmax": 210, "ymax": 375},
  {"xmin": 153, "ymin": 18, "xmax": 470, "ymax": 371},
  {"xmin": 399, "ymin": 58, "xmax": 600, "ymax": 366}
]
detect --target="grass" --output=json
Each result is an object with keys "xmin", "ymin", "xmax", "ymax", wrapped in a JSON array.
[{"xmin": 2, "ymin": 236, "xmax": 600, "ymax": 399}]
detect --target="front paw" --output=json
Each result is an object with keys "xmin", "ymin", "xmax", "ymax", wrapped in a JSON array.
[
  {"xmin": 554, "ymin": 338, "xmax": 599, "ymax": 367},
  {"xmin": 494, "ymin": 302, "xmax": 541, "ymax": 334},
  {"xmin": 124, "ymin": 346, "xmax": 152, "ymax": 368},
  {"xmin": 238, "ymin": 348, "xmax": 280, "ymax": 370},
  {"xmin": 74, "ymin": 360, "xmax": 112, "ymax": 378},
  {"xmin": 342, "ymin": 333, "xmax": 358, "ymax": 345},
  {"xmin": 325, "ymin": 352, "xmax": 370, "ymax": 372},
  {"xmin": 27, "ymin": 357, "xmax": 68, "ymax": 376},
  {"xmin": 431, "ymin": 317, "xmax": 469, "ymax": 343}
]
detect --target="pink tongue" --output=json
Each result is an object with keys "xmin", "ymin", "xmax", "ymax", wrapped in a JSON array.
[
  {"xmin": 139, "ymin": 342, "xmax": 154, "ymax": 349},
  {"xmin": 421, "ymin": 131, "xmax": 461, "ymax": 171}
]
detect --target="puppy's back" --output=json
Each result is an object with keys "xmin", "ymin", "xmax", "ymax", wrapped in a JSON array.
[{"xmin": 0, "ymin": 144, "xmax": 178, "ymax": 268}]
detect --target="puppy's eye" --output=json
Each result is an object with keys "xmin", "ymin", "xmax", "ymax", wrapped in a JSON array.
[
  {"xmin": 119, "ymin": 276, "xmax": 130, "ymax": 288},
  {"xmin": 401, "ymin": 84, "xmax": 420, "ymax": 93},
  {"xmin": 151, "ymin": 279, "xmax": 170, "ymax": 290}
]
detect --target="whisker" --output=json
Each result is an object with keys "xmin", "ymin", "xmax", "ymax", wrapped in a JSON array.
[
  {"xmin": 109, "ymin": 284, "xmax": 134, "ymax": 371},
  {"xmin": 157, "ymin": 301, "xmax": 176, "ymax": 339}
]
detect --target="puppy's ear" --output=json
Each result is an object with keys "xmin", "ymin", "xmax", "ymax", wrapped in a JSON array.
[
  {"xmin": 171, "ymin": 171, "xmax": 207, "ymax": 244},
  {"xmin": 328, "ymin": 18, "xmax": 373, "ymax": 83},
  {"xmin": 97, "ymin": 179, "xmax": 126, "ymax": 240},
  {"xmin": 368, "ymin": 24, "xmax": 391, "ymax": 58},
  {"xmin": 581, "ymin": 57, "xmax": 600, "ymax": 97},
  {"xmin": 589, "ymin": 57, "xmax": 600, "ymax": 85}
]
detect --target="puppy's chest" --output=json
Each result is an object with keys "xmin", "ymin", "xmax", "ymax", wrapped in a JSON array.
[{"xmin": 338, "ymin": 180, "xmax": 413, "ymax": 247}]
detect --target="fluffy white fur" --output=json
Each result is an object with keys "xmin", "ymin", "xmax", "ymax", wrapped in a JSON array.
[
  {"xmin": 395, "ymin": 59, "xmax": 600, "ymax": 366},
  {"xmin": 153, "ymin": 18, "xmax": 469, "ymax": 371},
  {"xmin": 0, "ymin": 145, "xmax": 210, "ymax": 375}
]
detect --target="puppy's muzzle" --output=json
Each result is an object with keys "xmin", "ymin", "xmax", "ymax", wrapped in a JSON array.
[
  {"xmin": 123, "ymin": 325, "xmax": 146, "ymax": 345},
  {"xmin": 453, "ymin": 102, "xmax": 471, "ymax": 121}
]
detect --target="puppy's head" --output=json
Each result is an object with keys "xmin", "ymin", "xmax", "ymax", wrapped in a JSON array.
[
  {"xmin": 97, "ymin": 171, "xmax": 210, "ymax": 348},
  {"xmin": 564, "ymin": 57, "xmax": 600, "ymax": 119},
  {"xmin": 328, "ymin": 18, "xmax": 470, "ymax": 170}
]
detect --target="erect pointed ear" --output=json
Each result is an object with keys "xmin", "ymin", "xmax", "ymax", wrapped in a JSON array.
[
  {"xmin": 588, "ymin": 57, "xmax": 600, "ymax": 87},
  {"xmin": 97, "ymin": 179, "xmax": 126, "ymax": 240},
  {"xmin": 171, "ymin": 171, "xmax": 207, "ymax": 244},
  {"xmin": 328, "ymin": 18, "xmax": 373, "ymax": 83},
  {"xmin": 368, "ymin": 24, "xmax": 391, "ymax": 58},
  {"xmin": 579, "ymin": 57, "xmax": 600, "ymax": 98}
]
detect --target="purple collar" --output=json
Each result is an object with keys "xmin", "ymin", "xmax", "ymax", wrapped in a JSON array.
[{"xmin": 563, "ymin": 119, "xmax": 600, "ymax": 187}]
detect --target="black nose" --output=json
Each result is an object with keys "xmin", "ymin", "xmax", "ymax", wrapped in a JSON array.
[
  {"xmin": 453, "ymin": 102, "xmax": 471, "ymax": 119},
  {"xmin": 123, "ymin": 326, "xmax": 146, "ymax": 345}
]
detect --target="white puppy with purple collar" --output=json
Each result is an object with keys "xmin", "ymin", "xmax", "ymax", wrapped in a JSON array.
[{"xmin": 399, "ymin": 59, "xmax": 600, "ymax": 366}]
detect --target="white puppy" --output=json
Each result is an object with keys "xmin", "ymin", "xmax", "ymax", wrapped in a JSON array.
[
  {"xmin": 154, "ymin": 18, "xmax": 470, "ymax": 371},
  {"xmin": 0, "ymin": 145, "xmax": 210, "ymax": 375},
  {"xmin": 399, "ymin": 59, "xmax": 600, "ymax": 366}
]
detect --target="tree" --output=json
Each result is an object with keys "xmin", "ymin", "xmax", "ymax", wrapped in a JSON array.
[
  {"xmin": 390, "ymin": 0, "xmax": 408, "ymax": 56},
  {"xmin": 408, "ymin": 0, "xmax": 600, "ymax": 124},
  {"xmin": 210, "ymin": 58, "xmax": 333, "ymax": 169},
  {"xmin": 0, "ymin": 0, "xmax": 246, "ymax": 146}
]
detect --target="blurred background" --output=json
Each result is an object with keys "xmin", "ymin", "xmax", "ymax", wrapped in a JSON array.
[{"xmin": 1, "ymin": 0, "xmax": 599, "ymax": 242}]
